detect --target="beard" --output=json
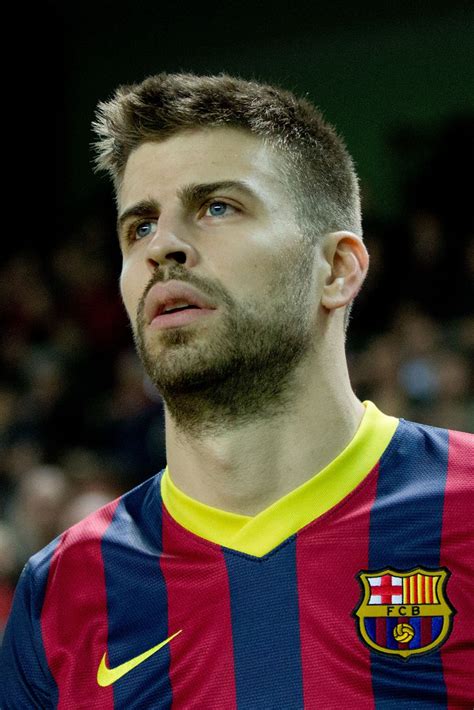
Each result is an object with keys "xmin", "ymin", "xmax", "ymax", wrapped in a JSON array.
[{"xmin": 132, "ymin": 249, "xmax": 317, "ymax": 440}]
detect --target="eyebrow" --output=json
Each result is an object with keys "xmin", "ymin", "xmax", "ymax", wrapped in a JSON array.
[
  {"xmin": 117, "ymin": 199, "xmax": 158, "ymax": 235},
  {"xmin": 116, "ymin": 180, "xmax": 260, "ymax": 235}
]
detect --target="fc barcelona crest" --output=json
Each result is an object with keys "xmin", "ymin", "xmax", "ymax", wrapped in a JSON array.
[{"xmin": 353, "ymin": 567, "xmax": 455, "ymax": 660}]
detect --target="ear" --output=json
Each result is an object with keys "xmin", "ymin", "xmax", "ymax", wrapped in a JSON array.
[{"xmin": 321, "ymin": 231, "xmax": 369, "ymax": 311}]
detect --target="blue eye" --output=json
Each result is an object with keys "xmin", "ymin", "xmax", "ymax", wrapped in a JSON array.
[
  {"xmin": 135, "ymin": 221, "xmax": 157, "ymax": 239},
  {"xmin": 205, "ymin": 201, "xmax": 235, "ymax": 218}
]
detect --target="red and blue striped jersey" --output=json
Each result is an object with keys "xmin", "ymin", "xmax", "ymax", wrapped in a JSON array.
[{"xmin": 1, "ymin": 402, "xmax": 473, "ymax": 708}]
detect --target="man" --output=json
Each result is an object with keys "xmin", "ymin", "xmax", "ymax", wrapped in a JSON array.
[{"xmin": 1, "ymin": 72, "xmax": 472, "ymax": 708}]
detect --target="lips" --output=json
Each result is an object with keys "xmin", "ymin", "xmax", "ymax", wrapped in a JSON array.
[{"xmin": 145, "ymin": 281, "xmax": 216, "ymax": 324}]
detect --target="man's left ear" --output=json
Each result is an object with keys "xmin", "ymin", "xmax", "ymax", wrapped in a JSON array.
[{"xmin": 321, "ymin": 231, "xmax": 369, "ymax": 311}]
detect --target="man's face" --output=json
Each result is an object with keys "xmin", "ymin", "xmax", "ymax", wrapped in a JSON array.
[{"xmin": 117, "ymin": 127, "xmax": 323, "ymax": 435}]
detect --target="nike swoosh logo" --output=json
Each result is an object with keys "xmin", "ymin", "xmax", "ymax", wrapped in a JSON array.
[{"xmin": 97, "ymin": 629, "xmax": 183, "ymax": 687}]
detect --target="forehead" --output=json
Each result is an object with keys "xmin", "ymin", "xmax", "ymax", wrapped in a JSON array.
[{"xmin": 118, "ymin": 127, "xmax": 286, "ymax": 209}]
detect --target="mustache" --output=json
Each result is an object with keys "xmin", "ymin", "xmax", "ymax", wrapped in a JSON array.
[
  {"xmin": 136, "ymin": 268, "xmax": 181, "ymax": 323},
  {"xmin": 136, "ymin": 267, "xmax": 216, "ymax": 324}
]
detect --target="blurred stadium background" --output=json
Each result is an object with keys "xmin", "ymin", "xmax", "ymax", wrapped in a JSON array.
[{"xmin": 1, "ymin": 1, "xmax": 473, "ymax": 636}]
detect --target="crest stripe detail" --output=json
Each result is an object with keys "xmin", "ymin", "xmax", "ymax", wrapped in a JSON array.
[
  {"xmin": 409, "ymin": 617, "xmax": 421, "ymax": 648},
  {"xmin": 367, "ymin": 421, "xmax": 450, "ymax": 708}
]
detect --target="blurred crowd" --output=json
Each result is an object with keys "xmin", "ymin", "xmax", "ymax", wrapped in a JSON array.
[{"xmin": 0, "ymin": 115, "xmax": 472, "ymax": 638}]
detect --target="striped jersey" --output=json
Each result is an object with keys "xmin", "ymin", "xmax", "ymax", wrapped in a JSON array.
[{"xmin": 1, "ymin": 401, "xmax": 473, "ymax": 708}]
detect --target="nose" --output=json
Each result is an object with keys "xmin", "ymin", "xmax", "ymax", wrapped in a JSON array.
[{"xmin": 145, "ymin": 212, "xmax": 198, "ymax": 271}]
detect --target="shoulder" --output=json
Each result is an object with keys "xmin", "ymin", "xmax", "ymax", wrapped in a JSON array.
[
  {"xmin": 27, "ymin": 471, "xmax": 163, "ymax": 584},
  {"xmin": 388, "ymin": 417, "xmax": 473, "ymax": 457},
  {"xmin": 378, "ymin": 417, "xmax": 473, "ymax": 496},
  {"xmin": 384, "ymin": 418, "xmax": 473, "ymax": 495}
]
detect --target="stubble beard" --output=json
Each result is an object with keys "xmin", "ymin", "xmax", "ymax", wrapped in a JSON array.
[{"xmin": 132, "ymin": 257, "xmax": 316, "ymax": 440}]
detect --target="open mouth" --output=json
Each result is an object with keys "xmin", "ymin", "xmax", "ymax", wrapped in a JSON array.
[
  {"xmin": 162, "ymin": 305, "xmax": 200, "ymax": 314},
  {"xmin": 151, "ymin": 305, "xmax": 216, "ymax": 330}
]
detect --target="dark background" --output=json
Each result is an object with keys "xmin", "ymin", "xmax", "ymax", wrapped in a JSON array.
[{"xmin": 20, "ymin": 1, "xmax": 474, "ymax": 230}]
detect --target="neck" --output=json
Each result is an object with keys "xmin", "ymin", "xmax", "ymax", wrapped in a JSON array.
[{"xmin": 164, "ymin": 351, "xmax": 364, "ymax": 517}]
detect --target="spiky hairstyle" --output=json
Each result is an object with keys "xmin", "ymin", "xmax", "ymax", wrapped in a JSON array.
[{"xmin": 92, "ymin": 72, "xmax": 362, "ymax": 242}]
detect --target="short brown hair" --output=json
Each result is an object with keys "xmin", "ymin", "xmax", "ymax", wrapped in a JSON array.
[{"xmin": 92, "ymin": 72, "xmax": 362, "ymax": 243}]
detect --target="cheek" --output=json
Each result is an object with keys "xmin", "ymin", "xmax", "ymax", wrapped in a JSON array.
[{"xmin": 119, "ymin": 261, "xmax": 142, "ymax": 318}]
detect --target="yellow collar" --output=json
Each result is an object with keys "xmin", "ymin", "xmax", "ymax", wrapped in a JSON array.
[{"xmin": 161, "ymin": 401, "xmax": 398, "ymax": 557}]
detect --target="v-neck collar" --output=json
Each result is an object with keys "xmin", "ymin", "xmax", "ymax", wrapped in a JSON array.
[{"xmin": 161, "ymin": 401, "xmax": 399, "ymax": 557}]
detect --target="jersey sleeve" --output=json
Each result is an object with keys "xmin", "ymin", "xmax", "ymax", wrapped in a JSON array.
[{"xmin": 0, "ymin": 560, "xmax": 56, "ymax": 709}]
